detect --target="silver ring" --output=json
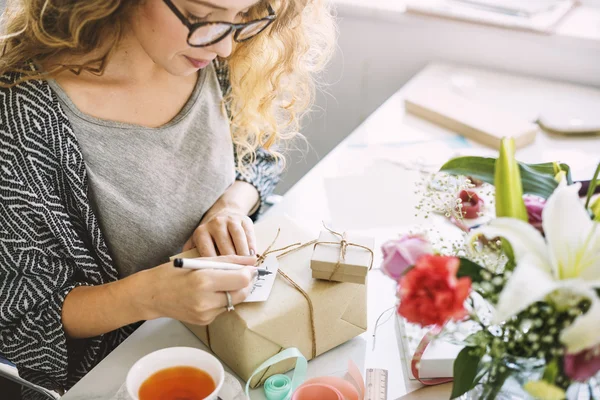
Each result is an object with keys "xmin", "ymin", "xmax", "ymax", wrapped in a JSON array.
[{"xmin": 225, "ymin": 291, "xmax": 234, "ymax": 312}]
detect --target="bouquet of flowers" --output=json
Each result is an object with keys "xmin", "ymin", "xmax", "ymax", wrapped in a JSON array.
[{"xmin": 381, "ymin": 138, "xmax": 600, "ymax": 400}]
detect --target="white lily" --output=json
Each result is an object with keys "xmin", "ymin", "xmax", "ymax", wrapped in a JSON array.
[{"xmin": 469, "ymin": 182, "xmax": 600, "ymax": 354}]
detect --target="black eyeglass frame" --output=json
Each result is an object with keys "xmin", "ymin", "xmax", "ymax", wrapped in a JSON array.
[{"xmin": 163, "ymin": 0, "xmax": 276, "ymax": 48}]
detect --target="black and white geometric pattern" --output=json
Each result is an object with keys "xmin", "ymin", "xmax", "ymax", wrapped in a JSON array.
[{"xmin": 0, "ymin": 61, "xmax": 281, "ymax": 398}]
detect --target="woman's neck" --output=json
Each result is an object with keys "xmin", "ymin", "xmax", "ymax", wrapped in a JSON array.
[{"xmin": 47, "ymin": 28, "xmax": 167, "ymax": 85}]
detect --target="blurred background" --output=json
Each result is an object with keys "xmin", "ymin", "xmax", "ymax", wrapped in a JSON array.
[{"xmin": 278, "ymin": 0, "xmax": 600, "ymax": 193}]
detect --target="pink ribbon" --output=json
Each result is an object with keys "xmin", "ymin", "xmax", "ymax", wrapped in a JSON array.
[
  {"xmin": 410, "ymin": 326, "xmax": 454, "ymax": 386},
  {"xmin": 291, "ymin": 361, "xmax": 365, "ymax": 400}
]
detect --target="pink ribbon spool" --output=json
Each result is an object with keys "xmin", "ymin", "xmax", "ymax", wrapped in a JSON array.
[
  {"xmin": 291, "ymin": 361, "xmax": 364, "ymax": 400},
  {"xmin": 292, "ymin": 384, "xmax": 345, "ymax": 400}
]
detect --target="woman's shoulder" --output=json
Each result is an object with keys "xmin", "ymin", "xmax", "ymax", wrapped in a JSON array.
[
  {"xmin": 1, "ymin": 71, "xmax": 57, "ymax": 103},
  {"xmin": 1, "ymin": 72, "xmax": 67, "ymax": 142},
  {"xmin": 0, "ymin": 72, "xmax": 77, "ymax": 193}
]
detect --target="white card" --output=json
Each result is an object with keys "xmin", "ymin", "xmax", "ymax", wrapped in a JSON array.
[{"xmin": 243, "ymin": 254, "xmax": 279, "ymax": 303}]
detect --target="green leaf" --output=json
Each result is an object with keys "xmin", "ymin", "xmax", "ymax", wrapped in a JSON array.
[
  {"xmin": 440, "ymin": 158, "xmax": 571, "ymax": 199},
  {"xmin": 457, "ymin": 257, "xmax": 486, "ymax": 283},
  {"xmin": 462, "ymin": 330, "xmax": 490, "ymax": 347},
  {"xmin": 542, "ymin": 359, "xmax": 559, "ymax": 384},
  {"xmin": 501, "ymin": 239, "xmax": 517, "ymax": 272},
  {"xmin": 451, "ymin": 347, "xmax": 484, "ymax": 399},
  {"xmin": 528, "ymin": 162, "xmax": 573, "ymax": 185},
  {"xmin": 585, "ymin": 162, "xmax": 600, "ymax": 209},
  {"xmin": 592, "ymin": 198, "xmax": 600, "ymax": 222},
  {"xmin": 519, "ymin": 163, "xmax": 563, "ymax": 197}
]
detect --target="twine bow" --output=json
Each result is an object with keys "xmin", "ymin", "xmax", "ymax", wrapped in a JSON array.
[{"xmin": 313, "ymin": 223, "xmax": 374, "ymax": 281}]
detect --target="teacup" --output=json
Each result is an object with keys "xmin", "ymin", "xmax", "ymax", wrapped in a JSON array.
[{"xmin": 126, "ymin": 347, "xmax": 224, "ymax": 400}]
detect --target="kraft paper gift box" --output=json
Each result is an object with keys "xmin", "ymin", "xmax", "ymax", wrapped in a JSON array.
[
  {"xmin": 310, "ymin": 230, "xmax": 374, "ymax": 284},
  {"xmin": 170, "ymin": 216, "xmax": 367, "ymax": 388}
]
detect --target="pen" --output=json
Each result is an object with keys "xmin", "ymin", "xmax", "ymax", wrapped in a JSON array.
[{"xmin": 173, "ymin": 258, "xmax": 273, "ymax": 276}]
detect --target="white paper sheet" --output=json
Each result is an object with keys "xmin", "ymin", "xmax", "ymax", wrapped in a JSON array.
[
  {"xmin": 243, "ymin": 254, "xmax": 279, "ymax": 303},
  {"xmin": 324, "ymin": 160, "xmax": 428, "ymax": 231}
]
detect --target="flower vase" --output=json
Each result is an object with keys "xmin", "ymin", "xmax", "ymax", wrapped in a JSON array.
[{"xmin": 461, "ymin": 357, "xmax": 545, "ymax": 400}]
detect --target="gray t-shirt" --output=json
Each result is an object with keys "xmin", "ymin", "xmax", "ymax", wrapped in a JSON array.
[{"xmin": 48, "ymin": 63, "xmax": 235, "ymax": 277}]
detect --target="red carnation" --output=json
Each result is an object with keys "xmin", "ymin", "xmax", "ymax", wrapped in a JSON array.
[{"xmin": 398, "ymin": 255, "xmax": 471, "ymax": 327}]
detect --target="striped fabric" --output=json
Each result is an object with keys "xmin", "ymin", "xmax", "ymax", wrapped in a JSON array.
[{"xmin": 0, "ymin": 61, "xmax": 281, "ymax": 398}]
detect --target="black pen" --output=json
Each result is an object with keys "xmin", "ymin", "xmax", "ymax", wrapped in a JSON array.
[{"xmin": 173, "ymin": 258, "xmax": 272, "ymax": 276}]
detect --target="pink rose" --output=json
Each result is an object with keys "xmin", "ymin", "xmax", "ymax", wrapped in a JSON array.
[
  {"xmin": 523, "ymin": 195, "xmax": 545, "ymax": 233},
  {"xmin": 381, "ymin": 235, "xmax": 432, "ymax": 279},
  {"xmin": 564, "ymin": 345, "xmax": 600, "ymax": 382}
]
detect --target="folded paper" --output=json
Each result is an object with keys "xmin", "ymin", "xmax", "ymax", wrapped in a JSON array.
[
  {"xmin": 172, "ymin": 216, "xmax": 367, "ymax": 388},
  {"xmin": 310, "ymin": 228, "xmax": 374, "ymax": 284}
]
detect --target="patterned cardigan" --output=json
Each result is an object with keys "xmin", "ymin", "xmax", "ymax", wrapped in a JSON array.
[{"xmin": 0, "ymin": 61, "xmax": 281, "ymax": 396}]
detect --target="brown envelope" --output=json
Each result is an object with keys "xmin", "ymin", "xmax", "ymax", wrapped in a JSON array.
[{"xmin": 170, "ymin": 216, "xmax": 367, "ymax": 387}]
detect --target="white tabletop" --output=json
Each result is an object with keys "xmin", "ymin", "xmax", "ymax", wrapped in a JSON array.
[{"xmin": 62, "ymin": 63, "xmax": 600, "ymax": 400}]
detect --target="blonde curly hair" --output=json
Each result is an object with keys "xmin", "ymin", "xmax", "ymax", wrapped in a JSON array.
[{"xmin": 0, "ymin": 0, "xmax": 336, "ymax": 170}]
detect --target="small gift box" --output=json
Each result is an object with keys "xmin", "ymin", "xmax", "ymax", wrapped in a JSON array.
[{"xmin": 310, "ymin": 229, "xmax": 374, "ymax": 284}]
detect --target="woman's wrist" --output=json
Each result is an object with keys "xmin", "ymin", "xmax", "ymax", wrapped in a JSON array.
[
  {"xmin": 62, "ymin": 271, "xmax": 156, "ymax": 339},
  {"xmin": 128, "ymin": 268, "xmax": 162, "ymax": 322},
  {"xmin": 202, "ymin": 181, "xmax": 260, "ymax": 222}
]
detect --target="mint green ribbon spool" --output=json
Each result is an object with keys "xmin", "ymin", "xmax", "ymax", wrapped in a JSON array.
[
  {"xmin": 264, "ymin": 374, "xmax": 292, "ymax": 400},
  {"xmin": 245, "ymin": 347, "xmax": 307, "ymax": 400}
]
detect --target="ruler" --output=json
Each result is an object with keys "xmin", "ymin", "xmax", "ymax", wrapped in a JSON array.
[{"xmin": 365, "ymin": 368, "xmax": 388, "ymax": 400}]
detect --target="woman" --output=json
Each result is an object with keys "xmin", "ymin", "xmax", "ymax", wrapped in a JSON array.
[{"xmin": 0, "ymin": 0, "xmax": 334, "ymax": 396}]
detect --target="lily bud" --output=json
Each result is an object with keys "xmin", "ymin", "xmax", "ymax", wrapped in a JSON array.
[
  {"xmin": 591, "ymin": 195, "xmax": 600, "ymax": 222},
  {"xmin": 494, "ymin": 138, "xmax": 528, "ymax": 221}
]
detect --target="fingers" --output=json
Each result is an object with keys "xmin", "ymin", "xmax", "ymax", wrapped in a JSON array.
[
  {"xmin": 193, "ymin": 287, "xmax": 252, "ymax": 325},
  {"xmin": 182, "ymin": 236, "xmax": 195, "ymax": 252},
  {"xmin": 199, "ymin": 267, "xmax": 257, "ymax": 292},
  {"xmin": 218, "ymin": 286, "xmax": 253, "ymax": 308},
  {"xmin": 229, "ymin": 221, "xmax": 250, "ymax": 256},
  {"xmin": 212, "ymin": 224, "xmax": 236, "ymax": 256},
  {"xmin": 193, "ymin": 214, "xmax": 256, "ymax": 256},
  {"xmin": 194, "ymin": 230, "xmax": 217, "ymax": 257},
  {"xmin": 206, "ymin": 255, "xmax": 257, "ymax": 266},
  {"xmin": 242, "ymin": 218, "xmax": 257, "ymax": 255}
]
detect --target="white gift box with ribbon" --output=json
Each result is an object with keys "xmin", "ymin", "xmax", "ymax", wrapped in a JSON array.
[{"xmin": 396, "ymin": 314, "xmax": 464, "ymax": 380}]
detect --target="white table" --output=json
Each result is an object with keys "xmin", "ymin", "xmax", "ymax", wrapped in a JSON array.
[{"xmin": 62, "ymin": 63, "xmax": 600, "ymax": 400}]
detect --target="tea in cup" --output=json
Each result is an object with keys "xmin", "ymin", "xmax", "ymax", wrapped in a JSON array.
[{"xmin": 126, "ymin": 347, "xmax": 224, "ymax": 400}]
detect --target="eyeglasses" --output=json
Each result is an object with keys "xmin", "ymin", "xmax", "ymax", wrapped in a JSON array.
[{"xmin": 163, "ymin": 0, "xmax": 276, "ymax": 48}]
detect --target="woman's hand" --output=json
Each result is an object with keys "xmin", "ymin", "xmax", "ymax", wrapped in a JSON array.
[
  {"xmin": 139, "ymin": 255, "xmax": 257, "ymax": 326},
  {"xmin": 182, "ymin": 181, "xmax": 260, "ymax": 257},
  {"xmin": 183, "ymin": 207, "xmax": 257, "ymax": 257}
]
